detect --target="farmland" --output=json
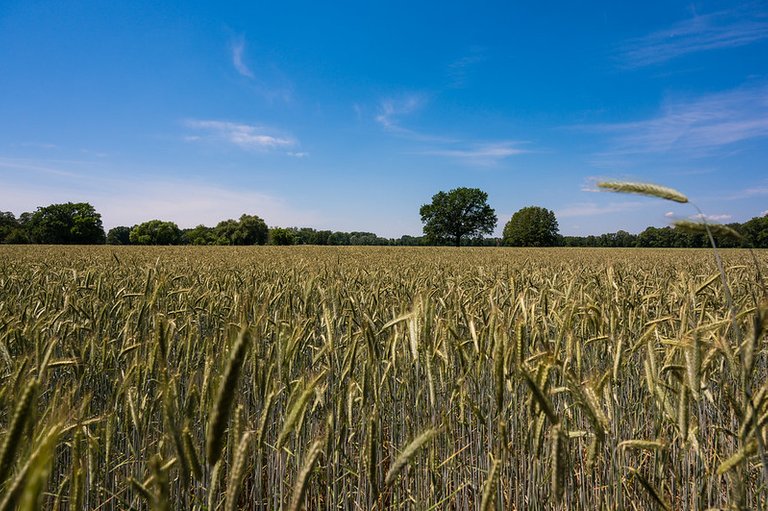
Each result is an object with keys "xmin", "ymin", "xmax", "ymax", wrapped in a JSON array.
[{"xmin": 0, "ymin": 245, "xmax": 766, "ymax": 510}]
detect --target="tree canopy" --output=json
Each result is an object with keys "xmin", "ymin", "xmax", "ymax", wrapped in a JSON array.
[
  {"xmin": 214, "ymin": 214, "xmax": 268, "ymax": 245},
  {"xmin": 106, "ymin": 226, "xmax": 132, "ymax": 245},
  {"xmin": 503, "ymin": 206, "xmax": 560, "ymax": 247},
  {"xmin": 419, "ymin": 188, "xmax": 497, "ymax": 246},
  {"xmin": 25, "ymin": 202, "xmax": 106, "ymax": 244},
  {"xmin": 129, "ymin": 220, "xmax": 183, "ymax": 245}
]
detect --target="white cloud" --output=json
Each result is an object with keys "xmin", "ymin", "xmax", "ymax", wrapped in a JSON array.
[
  {"xmin": 184, "ymin": 119, "xmax": 295, "ymax": 150},
  {"xmin": 587, "ymin": 83, "xmax": 768, "ymax": 157},
  {"xmin": 287, "ymin": 152, "xmax": 308, "ymax": 158},
  {"xmin": 556, "ymin": 201, "xmax": 645, "ymax": 219},
  {"xmin": 447, "ymin": 47, "xmax": 487, "ymax": 88},
  {"xmin": 742, "ymin": 186, "xmax": 768, "ymax": 197},
  {"xmin": 374, "ymin": 93, "xmax": 528, "ymax": 165},
  {"xmin": 689, "ymin": 213, "xmax": 733, "ymax": 222},
  {"xmin": 665, "ymin": 211, "xmax": 675, "ymax": 218},
  {"xmin": 762, "ymin": 210, "xmax": 768, "ymax": 217},
  {"xmin": 231, "ymin": 36, "xmax": 254, "ymax": 78},
  {"xmin": 375, "ymin": 94, "xmax": 426, "ymax": 132},
  {"xmin": 619, "ymin": 7, "xmax": 768, "ymax": 67},
  {"xmin": 725, "ymin": 185, "xmax": 768, "ymax": 200},
  {"xmin": 419, "ymin": 141, "xmax": 528, "ymax": 166}
]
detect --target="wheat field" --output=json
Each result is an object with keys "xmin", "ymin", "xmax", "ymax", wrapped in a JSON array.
[{"xmin": 0, "ymin": 245, "xmax": 766, "ymax": 510}]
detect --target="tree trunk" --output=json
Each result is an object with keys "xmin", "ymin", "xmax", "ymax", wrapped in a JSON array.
[{"xmin": 455, "ymin": 235, "xmax": 461, "ymax": 247}]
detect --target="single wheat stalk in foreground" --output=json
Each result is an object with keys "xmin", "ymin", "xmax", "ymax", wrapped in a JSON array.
[
  {"xmin": 288, "ymin": 436, "xmax": 325, "ymax": 511},
  {"xmin": 206, "ymin": 328, "xmax": 251, "ymax": 467},
  {"xmin": 385, "ymin": 428, "xmax": 441, "ymax": 486},
  {"xmin": 597, "ymin": 181, "xmax": 689, "ymax": 203}
]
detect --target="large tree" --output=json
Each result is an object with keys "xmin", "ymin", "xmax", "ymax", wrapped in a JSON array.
[
  {"xmin": 214, "ymin": 214, "xmax": 268, "ymax": 245},
  {"xmin": 106, "ymin": 226, "xmax": 132, "ymax": 245},
  {"xmin": 26, "ymin": 202, "xmax": 106, "ymax": 244},
  {"xmin": 419, "ymin": 188, "xmax": 497, "ymax": 246},
  {"xmin": 129, "ymin": 220, "xmax": 183, "ymax": 245},
  {"xmin": 741, "ymin": 215, "xmax": 768, "ymax": 248},
  {"xmin": 503, "ymin": 206, "xmax": 559, "ymax": 247}
]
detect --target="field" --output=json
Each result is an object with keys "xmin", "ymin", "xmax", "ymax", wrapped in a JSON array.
[{"xmin": 0, "ymin": 245, "xmax": 766, "ymax": 510}]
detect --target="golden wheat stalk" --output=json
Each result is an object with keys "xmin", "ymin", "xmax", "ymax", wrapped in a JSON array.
[
  {"xmin": 0, "ymin": 378, "xmax": 37, "ymax": 485},
  {"xmin": 385, "ymin": 428, "xmax": 441, "ymax": 486},
  {"xmin": 206, "ymin": 327, "xmax": 251, "ymax": 467},
  {"xmin": 479, "ymin": 454, "xmax": 500, "ymax": 511},
  {"xmin": 288, "ymin": 436, "xmax": 325, "ymax": 511},
  {"xmin": 224, "ymin": 431, "xmax": 252, "ymax": 511},
  {"xmin": 597, "ymin": 181, "xmax": 688, "ymax": 203}
]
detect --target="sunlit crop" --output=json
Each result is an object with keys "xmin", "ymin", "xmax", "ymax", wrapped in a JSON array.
[{"xmin": 0, "ymin": 245, "xmax": 766, "ymax": 509}]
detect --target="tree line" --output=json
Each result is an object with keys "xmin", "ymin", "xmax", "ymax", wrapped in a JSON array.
[{"xmin": 1, "ymin": 193, "xmax": 766, "ymax": 248}]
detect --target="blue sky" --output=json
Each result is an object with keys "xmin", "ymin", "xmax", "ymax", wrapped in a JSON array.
[{"xmin": 1, "ymin": 1, "xmax": 767, "ymax": 237}]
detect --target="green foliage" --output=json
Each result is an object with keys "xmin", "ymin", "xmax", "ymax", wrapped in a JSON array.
[
  {"xmin": 214, "ymin": 214, "xmax": 268, "ymax": 245},
  {"xmin": 420, "ymin": 187, "xmax": 497, "ymax": 246},
  {"xmin": 503, "ymin": 206, "xmax": 559, "ymax": 247},
  {"xmin": 183, "ymin": 225, "xmax": 217, "ymax": 245},
  {"xmin": 129, "ymin": 220, "xmax": 183, "ymax": 245},
  {"xmin": 106, "ymin": 226, "xmax": 132, "ymax": 245},
  {"xmin": 741, "ymin": 215, "xmax": 768, "ymax": 248},
  {"xmin": 269, "ymin": 227, "xmax": 295, "ymax": 245},
  {"xmin": 0, "ymin": 212, "xmax": 25, "ymax": 244},
  {"xmin": 25, "ymin": 202, "xmax": 105, "ymax": 244}
]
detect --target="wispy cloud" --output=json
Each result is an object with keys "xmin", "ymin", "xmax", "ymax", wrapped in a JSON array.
[
  {"xmin": 741, "ymin": 185, "xmax": 768, "ymax": 197},
  {"xmin": 557, "ymin": 201, "xmax": 645, "ymax": 219},
  {"xmin": 184, "ymin": 119, "xmax": 295, "ymax": 150},
  {"xmin": 375, "ymin": 94, "xmax": 458, "ymax": 143},
  {"xmin": 723, "ymin": 183, "xmax": 768, "ymax": 200},
  {"xmin": 447, "ymin": 47, "xmax": 487, "ymax": 88},
  {"xmin": 587, "ymin": 83, "xmax": 768, "ymax": 157},
  {"xmin": 375, "ymin": 93, "xmax": 528, "ymax": 165},
  {"xmin": 231, "ymin": 36, "xmax": 254, "ymax": 78},
  {"xmin": 0, "ymin": 157, "xmax": 82, "ymax": 177},
  {"xmin": 762, "ymin": 210, "xmax": 768, "ymax": 217},
  {"xmin": 375, "ymin": 94, "xmax": 427, "ymax": 132},
  {"xmin": 619, "ymin": 7, "xmax": 768, "ymax": 67},
  {"xmin": 0, "ymin": 176, "xmax": 320, "ymax": 229},
  {"xmin": 419, "ymin": 141, "xmax": 528, "ymax": 166},
  {"xmin": 690, "ymin": 213, "xmax": 733, "ymax": 222}
]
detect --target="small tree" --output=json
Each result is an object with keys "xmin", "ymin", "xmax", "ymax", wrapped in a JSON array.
[
  {"xmin": 419, "ymin": 188, "xmax": 497, "ymax": 246},
  {"xmin": 503, "ymin": 206, "xmax": 559, "ymax": 247}
]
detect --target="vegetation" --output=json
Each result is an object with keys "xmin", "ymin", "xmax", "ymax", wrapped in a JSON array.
[
  {"xmin": 420, "ymin": 187, "xmax": 497, "ymax": 246},
  {"xmin": 11, "ymin": 202, "xmax": 107, "ymax": 244},
  {"xmin": 503, "ymin": 206, "xmax": 560, "ymax": 246},
  {"xmin": 0, "ymin": 241, "xmax": 766, "ymax": 509},
  {"xmin": 129, "ymin": 220, "xmax": 184, "ymax": 245},
  {"xmin": 213, "ymin": 214, "xmax": 269, "ymax": 246},
  {"xmin": 268, "ymin": 227, "xmax": 296, "ymax": 245},
  {"xmin": 1, "ymin": 197, "xmax": 767, "ymax": 248}
]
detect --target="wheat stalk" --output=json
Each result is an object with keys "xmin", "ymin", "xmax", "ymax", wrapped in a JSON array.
[
  {"xmin": 206, "ymin": 327, "xmax": 251, "ymax": 467},
  {"xmin": 597, "ymin": 181, "xmax": 689, "ymax": 203}
]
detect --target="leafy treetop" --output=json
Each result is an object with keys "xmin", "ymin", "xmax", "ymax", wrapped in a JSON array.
[
  {"xmin": 503, "ymin": 206, "xmax": 559, "ymax": 247},
  {"xmin": 419, "ymin": 187, "xmax": 497, "ymax": 246}
]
